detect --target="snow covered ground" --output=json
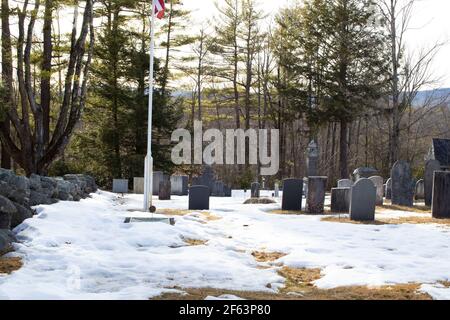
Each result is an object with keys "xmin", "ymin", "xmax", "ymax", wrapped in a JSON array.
[{"xmin": 1, "ymin": 190, "xmax": 450, "ymax": 300}]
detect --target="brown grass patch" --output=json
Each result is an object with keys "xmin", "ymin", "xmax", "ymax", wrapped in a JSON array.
[
  {"xmin": 157, "ymin": 209, "xmax": 194, "ymax": 216},
  {"xmin": 252, "ymin": 251, "xmax": 287, "ymax": 263},
  {"xmin": 322, "ymin": 216, "xmax": 450, "ymax": 226},
  {"xmin": 378, "ymin": 204, "xmax": 431, "ymax": 214},
  {"xmin": 0, "ymin": 257, "xmax": 23, "ymax": 275},
  {"xmin": 152, "ymin": 267, "xmax": 431, "ymax": 300},
  {"xmin": 322, "ymin": 217, "xmax": 387, "ymax": 225},
  {"xmin": 183, "ymin": 238, "xmax": 208, "ymax": 246},
  {"xmin": 244, "ymin": 198, "xmax": 277, "ymax": 205},
  {"xmin": 156, "ymin": 209, "xmax": 221, "ymax": 223}
]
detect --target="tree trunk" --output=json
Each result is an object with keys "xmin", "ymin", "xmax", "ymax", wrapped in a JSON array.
[
  {"xmin": 1, "ymin": 0, "xmax": 13, "ymax": 169},
  {"xmin": 339, "ymin": 121, "xmax": 349, "ymax": 179}
]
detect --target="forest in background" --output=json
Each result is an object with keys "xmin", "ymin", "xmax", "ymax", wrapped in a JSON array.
[{"xmin": 1, "ymin": 0, "xmax": 449, "ymax": 189}]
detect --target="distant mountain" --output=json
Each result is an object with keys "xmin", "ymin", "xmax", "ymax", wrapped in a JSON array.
[
  {"xmin": 412, "ymin": 88, "xmax": 450, "ymax": 107},
  {"xmin": 171, "ymin": 88, "xmax": 450, "ymax": 106}
]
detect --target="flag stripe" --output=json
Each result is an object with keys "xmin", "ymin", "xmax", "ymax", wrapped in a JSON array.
[{"xmin": 154, "ymin": 0, "xmax": 165, "ymax": 19}]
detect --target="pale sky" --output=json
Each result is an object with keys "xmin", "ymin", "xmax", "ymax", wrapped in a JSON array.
[{"xmin": 182, "ymin": 0, "xmax": 450, "ymax": 88}]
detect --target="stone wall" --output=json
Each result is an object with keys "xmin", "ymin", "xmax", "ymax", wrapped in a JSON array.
[{"xmin": 0, "ymin": 169, "xmax": 97, "ymax": 253}]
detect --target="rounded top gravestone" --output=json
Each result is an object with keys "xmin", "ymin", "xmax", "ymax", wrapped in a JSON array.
[
  {"xmin": 369, "ymin": 176, "xmax": 384, "ymax": 206},
  {"xmin": 349, "ymin": 178, "xmax": 376, "ymax": 221},
  {"xmin": 391, "ymin": 160, "xmax": 415, "ymax": 207}
]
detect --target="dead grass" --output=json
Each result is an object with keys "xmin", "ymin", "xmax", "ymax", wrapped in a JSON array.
[
  {"xmin": 152, "ymin": 266, "xmax": 431, "ymax": 300},
  {"xmin": 182, "ymin": 238, "xmax": 208, "ymax": 246},
  {"xmin": 0, "ymin": 257, "xmax": 23, "ymax": 275},
  {"xmin": 252, "ymin": 251, "xmax": 287, "ymax": 263},
  {"xmin": 156, "ymin": 209, "xmax": 221, "ymax": 222},
  {"xmin": 378, "ymin": 204, "xmax": 431, "ymax": 214},
  {"xmin": 322, "ymin": 216, "xmax": 450, "ymax": 226},
  {"xmin": 244, "ymin": 198, "xmax": 277, "ymax": 204}
]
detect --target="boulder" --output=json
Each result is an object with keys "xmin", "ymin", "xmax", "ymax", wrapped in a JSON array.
[
  {"xmin": 0, "ymin": 229, "xmax": 14, "ymax": 254},
  {"xmin": 0, "ymin": 195, "xmax": 17, "ymax": 230},
  {"xmin": 11, "ymin": 202, "xmax": 34, "ymax": 229}
]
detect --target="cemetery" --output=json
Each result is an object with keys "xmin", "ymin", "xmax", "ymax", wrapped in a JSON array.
[
  {"xmin": 2, "ymin": 138, "xmax": 450, "ymax": 300},
  {"xmin": 1, "ymin": 0, "xmax": 450, "ymax": 304}
]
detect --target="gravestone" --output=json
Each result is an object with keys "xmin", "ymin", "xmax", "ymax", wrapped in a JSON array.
[
  {"xmin": 369, "ymin": 176, "xmax": 384, "ymax": 206},
  {"xmin": 133, "ymin": 177, "xmax": 145, "ymax": 194},
  {"xmin": 224, "ymin": 185, "xmax": 232, "ymax": 197},
  {"xmin": 338, "ymin": 179, "xmax": 353, "ymax": 188},
  {"xmin": 282, "ymin": 179, "xmax": 303, "ymax": 211},
  {"xmin": 171, "ymin": 175, "xmax": 189, "ymax": 196},
  {"xmin": 391, "ymin": 160, "xmax": 415, "ymax": 207},
  {"xmin": 112, "ymin": 179, "xmax": 128, "ymax": 193},
  {"xmin": 331, "ymin": 187, "xmax": 351, "ymax": 213},
  {"xmin": 159, "ymin": 180, "xmax": 171, "ymax": 200},
  {"xmin": 303, "ymin": 178, "xmax": 308, "ymax": 197},
  {"xmin": 353, "ymin": 167, "xmax": 378, "ymax": 181},
  {"xmin": 428, "ymin": 138, "xmax": 450, "ymax": 170},
  {"xmin": 251, "ymin": 183, "xmax": 260, "ymax": 198},
  {"xmin": 415, "ymin": 179, "xmax": 425, "ymax": 200},
  {"xmin": 212, "ymin": 181, "xmax": 225, "ymax": 197},
  {"xmin": 274, "ymin": 183, "xmax": 280, "ymax": 198},
  {"xmin": 189, "ymin": 186, "xmax": 210, "ymax": 210},
  {"xmin": 306, "ymin": 140, "xmax": 319, "ymax": 177},
  {"xmin": 385, "ymin": 178, "xmax": 392, "ymax": 200},
  {"xmin": 306, "ymin": 177, "xmax": 327, "ymax": 214},
  {"xmin": 192, "ymin": 166, "xmax": 231, "ymax": 197},
  {"xmin": 152, "ymin": 171, "xmax": 164, "ymax": 196},
  {"xmin": 432, "ymin": 171, "xmax": 450, "ymax": 218},
  {"xmin": 349, "ymin": 178, "xmax": 376, "ymax": 221},
  {"xmin": 425, "ymin": 160, "xmax": 441, "ymax": 206}
]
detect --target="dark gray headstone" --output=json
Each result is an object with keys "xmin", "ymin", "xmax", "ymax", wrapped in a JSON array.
[
  {"xmin": 391, "ymin": 160, "xmax": 415, "ymax": 207},
  {"xmin": 306, "ymin": 176, "xmax": 327, "ymax": 214},
  {"xmin": 159, "ymin": 180, "xmax": 171, "ymax": 200},
  {"xmin": 350, "ymin": 178, "xmax": 376, "ymax": 221},
  {"xmin": 152, "ymin": 171, "xmax": 164, "ymax": 196},
  {"xmin": 369, "ymin": 176, "xmax": 384, "ymax": 206},
  {"xmin": 331, "ymin": 187, "xmax": 350, "ymax": 213},
  {"xmin": 425, "ymin": 160, "xmax": 441, "ymax": 206},
  {"xmin": 353, "ymin": 167, "xmax": 378, "ymax": 181},
  {"xmin": 192, "ymin": 166, "xmax": 231, "ymax": 197},
  {"xmin": 432, "ymin": 171, "xmax": 450, "ymax": 218},
  {"xmin": 282, "ymin": 179, "xmax": 303, "ymax": 211},
  {"xmin": 306, "ymin": 140, "xmax": 319, "ymax": 177},
  {"xmin": 338, "ymin": 179, "xmax": 353, "ymax": 188},
  {"xmin": 415, "ymin": 179, "xmax": 425, "ymax": 200},
  {"xmin": 385, "ymin": 178, "xmax": 392, "ymax": 200},
  {"xmin": 112, "ymin": 179, "xmax": 128, "ymax": 193},
  {"xmin": 251, "ymin": 182, "xmax": 260, "ymax": 198},
  {"xmin": 429, "ymin": 138, "xmax": 450, "ymax": 169},
  {"xmin": 189, "ymin": 186, "xmax": 210, "ymax": 210}
]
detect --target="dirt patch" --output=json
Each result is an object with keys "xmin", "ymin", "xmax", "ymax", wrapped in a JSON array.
[
  {"xmin": 201, "ymin": 212, "xmax": 221, "ymax": 222},
  {"xmin": 0, "ymin": 257, "xmax": 23, "ymax": 275},
  {"xmin": 322, "ymin": 216, "xmax": 450, "ymax": 226},
  {"xmin": 244, "ymin": 198, "xmax": 277, "ymax": 205},
  {"xmin": 252, "ymin": 251, "xmax": 287, "ymax": 262}
]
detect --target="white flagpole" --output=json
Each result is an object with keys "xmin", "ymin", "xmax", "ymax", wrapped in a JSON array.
[{"xmin": 144, "ymin": 0, "xmax": 156, "ymax": 212}]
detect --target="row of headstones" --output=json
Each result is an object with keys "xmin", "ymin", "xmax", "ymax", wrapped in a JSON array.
[
  {"xmin": 113, "ymin": 173, "xmax": 189, "ymax": 200},
  {"xmin": 330, "ymin": 160, "xmax": 450, "ymax": 220}
]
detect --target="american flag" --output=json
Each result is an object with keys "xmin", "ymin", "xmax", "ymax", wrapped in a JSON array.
[{"xmin": 154, "ymin": 0, "xmax": 165, "ymax": 19}]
